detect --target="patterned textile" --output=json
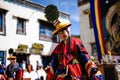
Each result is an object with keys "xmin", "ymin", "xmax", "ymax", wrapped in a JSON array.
[
  {"xmin": 90, "ymin": 74, "xmax": 104, "ymax": 80},
  {"xmin": 51, "ymin": 37, "xmax": 104, "ymax": 80},
  {"xmin": 46, "ymin": 67, "xmax": 54, "ymax": 80}
]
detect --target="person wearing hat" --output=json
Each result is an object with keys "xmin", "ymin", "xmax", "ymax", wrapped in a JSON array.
[
  {"xmin": 6, "ymin": 56, "xmax": 19, "ymax": 80},
  {"xmin": 48, "ymin": 20, "xmax": 104, "ymax": 80}
]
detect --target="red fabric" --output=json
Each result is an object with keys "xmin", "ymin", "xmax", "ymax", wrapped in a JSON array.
[
  {"xmin": 59, "ymin": 54, "xmax": 73, "ymax": 66},
  {"xmin": 52, "ymin": 38, "xmax": 88, "ymax": 55},
  {"xmin": 46, "ymin": 67, "xmax": 54, "ymax": 80},
  {"xmin": 86, "ymin": 63, "xmax": 97, "ymax": 73},
  {"xmin": 56, "ymin": 77, "xmax": 64, "ymax": 80},
  {"xmin": 68, "ymin": 64, "xmax": 82, "ymax": 77},
  {"xmin": 0, "ymin": 74, "xmax": 6, "ymax": 80},
  {"xmin": 16, "ymin": 69, "xmax": 24, "ymax": 80},
  {"xmin": 51, "ymin": 38, "xmax": 98, "ymax": 79}
]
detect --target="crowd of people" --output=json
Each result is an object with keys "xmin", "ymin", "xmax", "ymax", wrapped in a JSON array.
[{"xmin": 0, "ymin": 55, "xmax": 48, "ymax": 80}]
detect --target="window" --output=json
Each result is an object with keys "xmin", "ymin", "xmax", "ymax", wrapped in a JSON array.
[
  {"xmin": 16, "ymin": 18, "xmax": 26, "ymax": 35},
  {"xmin": 83, "ymin": 9, "xmax": 93, "ymax": 29},
  {"xmin": 78, "ymin": 0, "xmax": 89, "ymax": 6},
  {"xmin": 0, "ymin": 51, "xmax": 6, "ymax": 63},
  {"xmin": 0, "ymin": 13, "xmax": 3, "ymax": 32},
  {"xmin": 0, "ymin": 9, "xmax": 7, "ymax": 35},
  {"xmin": 91, "ymin": 43, "xmax": 97, "ymax": 56},
  {"xmin": 39, "ymin": 20, "xmax": 58, "ymax": 42},
  {"xmin": 89, "ymin": 14, "xmax": 93, "ymax": 28}
]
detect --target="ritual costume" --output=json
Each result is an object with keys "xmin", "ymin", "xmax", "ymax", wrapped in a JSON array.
[
  {"xmin": 51, "ymin": 37, "xmax": 103, "ymax": 80},
  {"xmin": 50, "ymin": 20, "xmax": 104, "ymax": 80}
]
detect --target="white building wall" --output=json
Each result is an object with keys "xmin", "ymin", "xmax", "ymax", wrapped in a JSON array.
[
  {"xmin": 0, "ymin": 0, "xmax": 70, "ymax": 66},
  {"xmin": 78, "ymin": 3, "xmax": 95, "ymax": 55}
]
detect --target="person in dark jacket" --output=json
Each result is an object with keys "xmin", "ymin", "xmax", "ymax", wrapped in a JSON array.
[{"xmin": 6, "ymin": 56, "xmax": 19, "ymax": 80}]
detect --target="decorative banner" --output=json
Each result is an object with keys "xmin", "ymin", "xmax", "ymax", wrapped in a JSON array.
[
  {"xmin": 90, "ymin": 0, "xmax": 120, "ymax": 55},
  {"xmin": 30, "ymin": 43, "xmax": 44, "ymax": 54}
]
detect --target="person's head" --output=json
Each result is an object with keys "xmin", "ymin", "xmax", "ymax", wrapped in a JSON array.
[
  {"xmin": 57, "ymin": 28, "xmax": 69, "ymax": 41},
  {"xmin": 7, "ymin": 55, "xmax": 16, "ymax": 64},
  {"xmin": 22, "ymin": 60, "xmax": 26, "ymax": 63},
  {"xmin": 52, "ymin": 20, "xmax": 71, "ymax": 41}
]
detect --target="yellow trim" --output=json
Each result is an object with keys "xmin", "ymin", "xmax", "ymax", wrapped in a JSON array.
[
  {"xmin": 52, "ymin": 23, "xmax": 71, "ymax": 35},
  {"xmin": 94, "ymin": 0, "xmax": 105, "ymax": 54},
  {"xmin": 85, "ymin": 60, "xmax": 94, "ymax": 69},
  {"xmin": 87, "ymin": 64, "xmax": 96, "ymax": 77}
]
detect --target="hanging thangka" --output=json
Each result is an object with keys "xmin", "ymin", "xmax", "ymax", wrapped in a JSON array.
[{"xmin": 90, "ymin": 0, "xmax": 120, "ymax": 55}]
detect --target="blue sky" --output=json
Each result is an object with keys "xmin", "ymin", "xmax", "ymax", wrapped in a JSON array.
[{"xmin": 30, "ymin": 0, "xmax": 80, "ymax": 35}]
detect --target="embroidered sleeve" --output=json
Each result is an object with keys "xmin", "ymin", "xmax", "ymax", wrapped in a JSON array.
[
  {"xmin": 51, "ymin": 54, "xmax": 59, "ymax": 73},
  {"xmin": 85, "ymin": 60, "xmax": 98, "ymax": 77},
  {"xmin": 76, "ymin": 41, "xmax": 98, "ymax": 77}
]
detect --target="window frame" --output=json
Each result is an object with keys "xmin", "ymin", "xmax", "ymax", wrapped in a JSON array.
[
  {"xmin": 39, "ymin": 20, "xmax": 58, "ymax": 42},
  {"xmin": 0, "ymin": 51, "xmax": 6, "ymax": 63},
  {"xmin": 91, "ymin": 43, "xmax": 97, "ymax": 56},
  {"xmin": 16, "ymin": 17, "xmax": 26, "ymax": 35},
  {"xmin": 89, "ymin": 13, "xmax": 93, "ymax": 29},
  {"xmin": 0, "ymin": 9, "xmax": 7, "ymax": 36}
]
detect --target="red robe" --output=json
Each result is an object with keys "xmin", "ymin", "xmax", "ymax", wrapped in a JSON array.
[
  {"xmin": 46, "ymin": 67, "xmax": 54, "ymax": 80},
  {"xmin": 51, "ymin": 37, "xmax": 98, "ymax": 80}
]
